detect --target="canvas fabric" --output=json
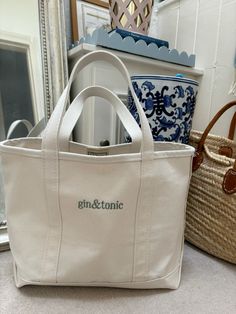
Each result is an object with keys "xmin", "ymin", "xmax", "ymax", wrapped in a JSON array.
[{"xmin": 0, "ymin": 51, "xmax": 194, "ymax": 289}]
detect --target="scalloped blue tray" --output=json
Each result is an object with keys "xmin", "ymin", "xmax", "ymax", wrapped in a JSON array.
[
  {"xmin": 76, "ymin": 28, "xmax": 196, "ymax": 67},
  {"xmin": 109, "ymin": 28, "xmax": 169, "ymax": 48}
]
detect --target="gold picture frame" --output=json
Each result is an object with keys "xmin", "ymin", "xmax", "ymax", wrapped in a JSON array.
[{"xmin": 70, "ymin": 0, "xmax": 110, "ymax": 42}]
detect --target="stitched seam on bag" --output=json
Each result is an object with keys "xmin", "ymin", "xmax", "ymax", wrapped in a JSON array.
[
  {"xmin": 52, "ymin": 151, "xmax": 62, "ymax": 283},
  {"xmin": 0, "ymin": 150, "xmax": 41, "ymax": 158},
  {"xmin": 0, "ymin": 151, "xmax": 193, "ymax": 166},
  {"xmin": 40, "ymin": 147, "xmax": 62, "ymax": 283},
  {"xmin": 0, "ymin": 148, "xmax": 193, "ymax": 161},
  {"xmin": 137, "ymin": 160, "xmax": 147, "ymax": 276},
  {"xmin": 56, "ymin": 163, "xmax": 63, "ymax": 283},
  {"xmin": 15, "ymin": 262, "xmax": 181, "ymax": 286},
  {"xmin": 146, "ymin": 160, "xmax": 153, "ymax": 281},
  {"xmin": 132, "ymin": 160, "xmax": 142, "ymax": 281},
  {"xmin": 39, "ymin": 150, "xmax": 47, "ymax": 282},
  {"xmin": 59, "ymin": 154, "xmax": 192, "ymax": 163},
  {"xmin": 132, "ymin": 157, "xmax": 154, "ymax": 282},
  {"xmin": 40, "ymin": 152, "xmax": 50, "ymax": 282},
  {"xmin": 148, "ymin": 170, "xmax": 155, "ymax": 281}
]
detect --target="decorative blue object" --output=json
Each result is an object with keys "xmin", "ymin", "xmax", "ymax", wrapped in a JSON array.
[
  {"xmin": 175, "ymin": 73, "xmax": 184, "ymax": 78},
  {"xmin": 126, "ymin": 75, "xmax": 199, "ymax": 144},
  {"xmin": 77, "ymin": 28, "xmax": 196, "ymax": 67},
  {"xmin": 108, "ymin": 28, "xmax": 169, "ymax": 48}
]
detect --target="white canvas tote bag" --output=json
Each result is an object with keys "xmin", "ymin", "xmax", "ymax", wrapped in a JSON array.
[{"xmin": 0, "ymin": 51, "xmax": 194, "ymax": 289}]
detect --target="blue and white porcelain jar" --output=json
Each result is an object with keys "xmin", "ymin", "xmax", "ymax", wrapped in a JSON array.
[{"xmin": 127, "ymin": 75, "xmax": 199, "ymax": 144}]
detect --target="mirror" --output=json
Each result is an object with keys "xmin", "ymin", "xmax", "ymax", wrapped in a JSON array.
[{"xmin": 0, "ymin": 0, "xmax": 68, "ymax": 250}]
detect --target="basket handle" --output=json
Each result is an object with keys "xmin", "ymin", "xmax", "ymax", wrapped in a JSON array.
[
  {"xmin": 193, "ymin": 100, "xmax": 236, "ymax": 194},
  {"xmin": 218, "ymin": 111, "xmax": 236, "ymax": 157},
  {"xmin": 228, "ymin": 111, "xmax": 236, "ymax": 140}
]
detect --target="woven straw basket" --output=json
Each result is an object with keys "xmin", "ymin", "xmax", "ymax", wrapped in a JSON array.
[{"xmin": 185, "ymin": 101, "xmax": 236, "ymax": 264}]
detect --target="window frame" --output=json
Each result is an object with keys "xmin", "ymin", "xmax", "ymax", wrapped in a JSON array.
[{"xmin": 0, "ymin": 34, "xmax": 41, "ymax": 251}]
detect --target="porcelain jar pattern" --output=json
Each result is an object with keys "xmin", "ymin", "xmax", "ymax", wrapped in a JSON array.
[{"xmin": 127, "ymin": 75, "xmax": 199, "ymax": 144}]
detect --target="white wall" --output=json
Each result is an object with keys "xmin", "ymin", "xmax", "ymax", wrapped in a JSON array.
[
  {"xmin": 150, "ymin": 0, "xmax": 236, "ymax": 137},
  {"xmin": 0, "ymin": 0, "xmax": 44, "ymax": 120}
]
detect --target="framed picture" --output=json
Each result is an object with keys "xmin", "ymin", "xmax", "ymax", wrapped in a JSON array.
[
  {"xmin": 83, "ymin": 0, "xmax": 109, "ymax": 8},
  {"xmin": 71, "ymin": 0, "xmax": 110, "ymax": 42}
]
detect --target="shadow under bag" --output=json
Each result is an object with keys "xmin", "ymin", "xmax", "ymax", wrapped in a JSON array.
[{"xmin": 0, "ymin": 51, "xmax": 194, "ymax": 289}]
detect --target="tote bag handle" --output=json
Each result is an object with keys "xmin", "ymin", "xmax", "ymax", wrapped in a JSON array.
[
  {"xmin": 6, "ymin": 119, "xmax": 33, "ymax": 139},
  {"xmin": 7, "ymin": 118, "xmax": 46, "ymax": 139},
  {"xmin": 42, "ymin": 50, "xmax": 154, "ymax": 158},
  {"xmin": 59, "ymin": 86, "xmax": 142, "ymax": 152}
]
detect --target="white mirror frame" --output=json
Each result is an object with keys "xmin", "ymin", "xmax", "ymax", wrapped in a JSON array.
[
  {"xmin": 39, "ymin": 0, "xmax": 68, "ymax": 119},
  {"xmin": 0, "ymin": 0, "xmax": 68, "ymax": 251}
]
